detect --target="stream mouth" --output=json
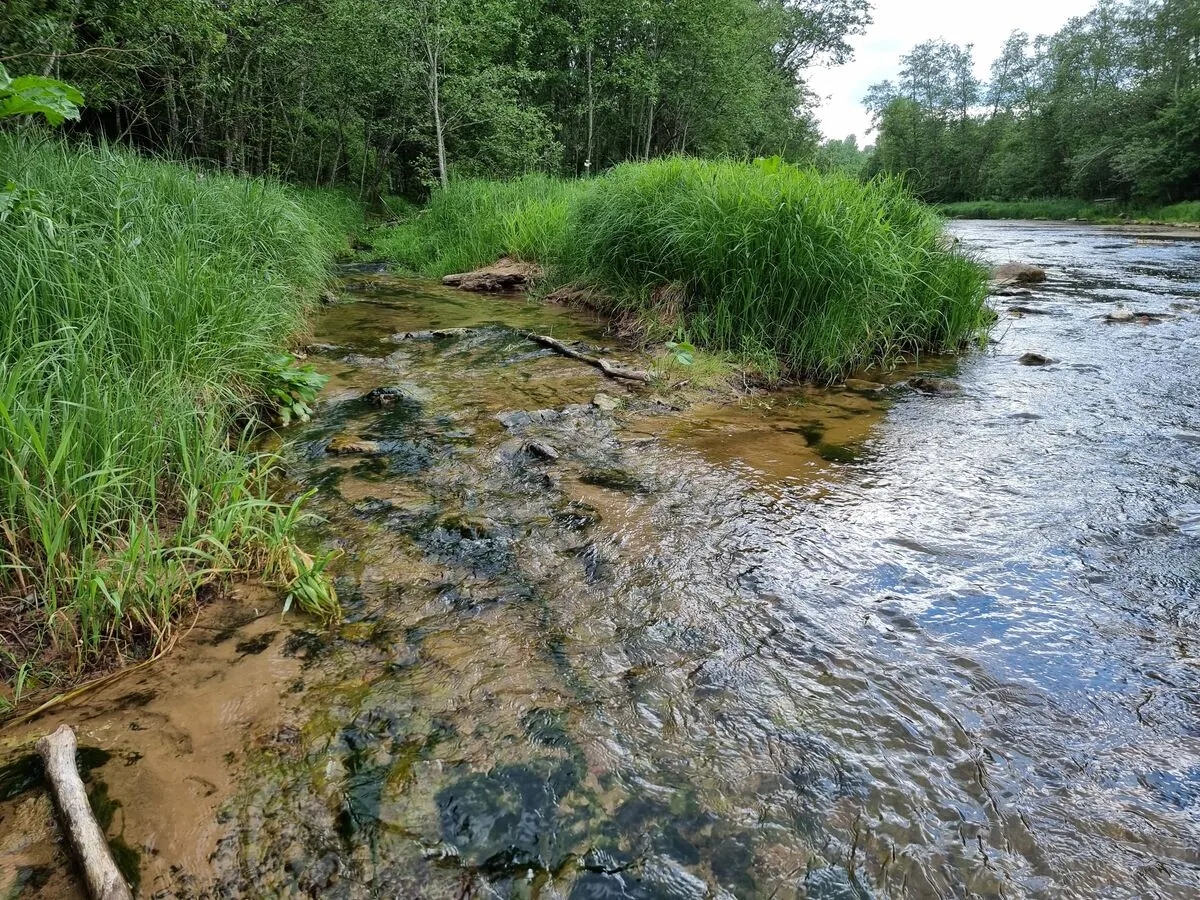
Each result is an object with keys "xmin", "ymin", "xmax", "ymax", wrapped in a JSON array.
[{"xmin": 3, "ymin": 222, "xmax": 1199, "ymax": 899}]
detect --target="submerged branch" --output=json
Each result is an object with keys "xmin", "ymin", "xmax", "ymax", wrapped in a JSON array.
[
  {"xmin": 523, "ymin": 333, "xmax": 651, "ymax": 383},
  {"xmin": 37, "ymin": 725, "xmax": 134, "ymax": 900}
]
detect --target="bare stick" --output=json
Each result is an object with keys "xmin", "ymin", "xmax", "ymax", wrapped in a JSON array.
[
  {"xmin": 36, "ymin": 725, "xmax": 133, "ymax": 900},
  {"xmin": 523, "ymin": 333, "xmax": 651, "ymax": 383}
]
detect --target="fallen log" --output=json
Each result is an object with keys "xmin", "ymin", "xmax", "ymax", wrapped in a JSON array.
[
  {"xmin": 36, "ymin": 725, "xmax": 133, "ymax": 900},
  {"xmin": 523, "ymin": 333, "xmax": 651, "ymax": 383}
]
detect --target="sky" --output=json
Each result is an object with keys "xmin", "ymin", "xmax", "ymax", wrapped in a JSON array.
[{"xmin": 808, "ymin": 0, "xmax": 1098, "ymax": 143}]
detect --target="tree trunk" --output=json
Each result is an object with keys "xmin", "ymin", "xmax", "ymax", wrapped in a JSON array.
[
  {"xmin": 585, "ymin": 44, "xmax": 595, "ymax": 174},
  {"xmin": 430, "ymin": 49, "xmax": 448, "ymax": 187},
  {"xmin": 37, "ymin": 726, "xmax": 133, "ymax": 900},
  {"xmin": 644, "ymin": 98, "xmax": 655, "ymax": 161}
]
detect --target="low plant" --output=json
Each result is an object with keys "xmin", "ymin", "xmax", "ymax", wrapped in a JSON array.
[{"xmin": 264, "ymin": 354, "xmax": 329, "ymax": 425}]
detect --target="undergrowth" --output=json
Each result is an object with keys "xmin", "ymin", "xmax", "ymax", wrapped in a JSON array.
[
  {"xmin": 372, "ymin": 157, "xmax": 990, "ymax": 381},
  {"xmin": 0, "ymin": 134, "xmax": 360, "ymax": 713}
]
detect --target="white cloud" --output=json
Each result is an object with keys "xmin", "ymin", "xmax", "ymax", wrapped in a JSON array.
[{"xmin": 807, "ymin": 0, "xmax": 1098, "ymax": 142}]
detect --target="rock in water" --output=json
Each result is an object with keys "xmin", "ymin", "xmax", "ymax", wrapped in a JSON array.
[
  {"xmin": 327, "ymin": 435, "xmax": 381, "ymax": 455},
  {"xmin": 525, "ymin": 440, "xmax": 560, "ymax": 461},
  {"xmin": 844, "ymin": 378, "xmax": 886, "ymax": 393},
  {"xmin": 992, "ymin": 262, "xmax": 1047, "ymax": 284},
  {"xmin": 1107, "ymin": 308, "xmax": 1136, "ymax": 323},
  {"xmin": 592, "ymin": 393, "xmax": 620, "ymax": 412},
  {"xmin": 1018, "ymin": 352, "xmax": 1058, "ymax": 366},
  {"xmin": 908, "ymin": 376, "xmax": 961, "ymax": 396}
]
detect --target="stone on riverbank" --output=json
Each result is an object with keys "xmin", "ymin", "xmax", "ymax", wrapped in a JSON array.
[{"xmin": 992, "ymin": 262, "xmax": 1047, "ymax": 284}]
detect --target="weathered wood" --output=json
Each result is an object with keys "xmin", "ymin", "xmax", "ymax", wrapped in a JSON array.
[
  {"xmin": 36, "ymin": 725, "xmax": 133, "ymax": 900},
  {"xmin": 523, "ymin": 333, "xmax": 651, "ymax": 383}
]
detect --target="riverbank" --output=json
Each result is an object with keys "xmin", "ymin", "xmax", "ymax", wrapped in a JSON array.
[
  {"xmin": 940, "ymin": 198, "xmax": 1200, "ymax": 226},
  {"xmin": 0, "ymin": 136, "xmax": 361, "ymax": 717},
  {"xmin": 370, "ymin": 158, "xmax": 991, "ymax": 382}
]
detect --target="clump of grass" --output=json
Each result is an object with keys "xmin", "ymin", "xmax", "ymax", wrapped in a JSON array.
[
  {"xmin": 0, "ymin": 135, "xmax": 357, "ymax": 711},
  {"xmin": 370, "ymin": 174, "xmax": 591, "ymax": 276},
  {"xmin": 371, "ymin": 160, "xmax": 988, "ymax": 381},
  {"xmin": 559, "ymin": 158, "xmax": 989, "ymax": 381}
]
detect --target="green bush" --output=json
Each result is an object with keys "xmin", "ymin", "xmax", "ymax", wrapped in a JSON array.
[{"xmin": 0, "ymin": 135, "xmax": 357, "ymax": 706}]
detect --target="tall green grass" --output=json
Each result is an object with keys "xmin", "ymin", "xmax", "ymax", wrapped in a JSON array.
[
  {"xmin": 371, "ymin": 173, "xmax": 590, "ymax": 276},
  {"xmin": 1158, "ymin": 201, "xmax": 1200, "ymax": 224},
  {"xmin": 0, "ymin": 135, "xmax": 359, "ymax": 708},
  {"xmin": 372, "ymin": 158, "xmax": 989, "ymax": 380},
  {"xmin": 561, "ymin": 158, "xmax": 988, "ymax": 379}
]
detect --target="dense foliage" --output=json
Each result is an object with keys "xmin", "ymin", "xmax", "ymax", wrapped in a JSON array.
[
  {"xmin": 865, "ymin": 0, "xmax": 1200, "ymax": 205},
  {"xmin": 376, "ymin": 158, "xmax": 990, "ymax": 380},
  {"xmin": 0, "ymin": 0, "xmax": 870, "ymax": 195},
  {"xmin": 0, "ymin": 136, "xmax": 356, "ymax": 708}
]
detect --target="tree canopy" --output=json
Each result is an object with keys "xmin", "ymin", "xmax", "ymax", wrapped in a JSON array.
[
  {"xmin": 0, "ymin": 0, "xmax": 870, "ymax": 197},
  {"xmin": 864, "ymin": 0, "xmax": 1200, "ymax": 204}
]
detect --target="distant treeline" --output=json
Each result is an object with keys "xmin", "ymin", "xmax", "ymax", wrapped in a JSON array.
[
  {"xmin": 0, "ymin": 0, "xmax": 870, "ymax": 197},
  {"xmin": 863, "ymin": 0, "xmax": 1200, "ymax": 205}
]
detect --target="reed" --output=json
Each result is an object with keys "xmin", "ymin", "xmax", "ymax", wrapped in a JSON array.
[{"xmin": 0, "ymin": 135, "xmax": 358, "ymax": 708}]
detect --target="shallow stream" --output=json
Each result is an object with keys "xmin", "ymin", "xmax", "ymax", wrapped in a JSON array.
[{"xmin": 3, "ymin": 220, "xmax": 1199, "ymax": 899}]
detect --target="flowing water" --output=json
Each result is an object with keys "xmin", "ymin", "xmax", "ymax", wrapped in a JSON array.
[{"xmin": 2, "ymin": 221, "xmax": 1199, "ymax": 899}]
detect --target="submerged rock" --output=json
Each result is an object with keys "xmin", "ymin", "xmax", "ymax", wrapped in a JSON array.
[
  {"xmin": 843, "ymin": 378, "xmax": 886, "ymax": 394},
  {"xmin": 1018, "ymin": 352, "xmax": 1058, "ymax": 366},
  {"xmin": 1105, "ymin": 308, "xmax": 1173, "ymax": 324},
  {"xmin": 327, "ymin": 435, "xmax": 382, "ymax": 455},
  {"xmin": 593, "ymin": 393, "xmax": 621, "ymax": 412},
  {"xmin": 580, "ymin": 467, "xmax": 651, "ymax": 493},
  {"xmin": 992, "ymin": 262, "xmax": 1046, "ymax": 283},
  {"xmin": 907, "ymin": 376, "xmax": 961, "ymax": 396},
  {"xmin": 364, "ymin": 384, "xmax": 427, "ymax": 408},
  {"xmin": 496, "ymin": 408, "xmax": 562, "ymax": 430},
  {"xmin": 525, "ymin": 440, "xmax": 560, "ymax": 461},
  {"xmin": 993, "ymin": 286, "xmax": 1034, "ymax": 298}
]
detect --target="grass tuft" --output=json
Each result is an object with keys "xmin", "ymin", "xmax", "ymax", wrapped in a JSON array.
[
  {"xmin": 0, "ymin": 134, "xmax": 358, "ymax": 710},
  {"xmin": 370, "ymin": 174, "xmax": 588, "ymax": 277},
  {"xmin": 372, "ymin": 158, "xmax": 989, "ymax": 381}
]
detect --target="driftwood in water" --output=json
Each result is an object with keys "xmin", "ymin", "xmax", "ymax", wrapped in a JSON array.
[
  {"xmin": 36, "ymin": 725, "xmax": 133, "ymax": 900},
  {"xmin": 388, "ymin": 325, "xmax": 651, "ymax": 382},
  {"xmin": 523, "ymin": 333, "xmax": 651, "ymax": 383}
]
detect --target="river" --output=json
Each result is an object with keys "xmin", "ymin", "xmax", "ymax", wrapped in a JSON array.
[{"xmin": 2, "ymin": 220, "xmax": 1198, "ymax": 899}]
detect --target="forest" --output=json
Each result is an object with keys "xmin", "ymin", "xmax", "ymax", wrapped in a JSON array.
[
  {"xmin": 0, "ymin": 0, "xmax": 869, "ymax": 196},
  {"xmin": 864, "ymin": 0, "xmax": 1200, "ymax": 207}
]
